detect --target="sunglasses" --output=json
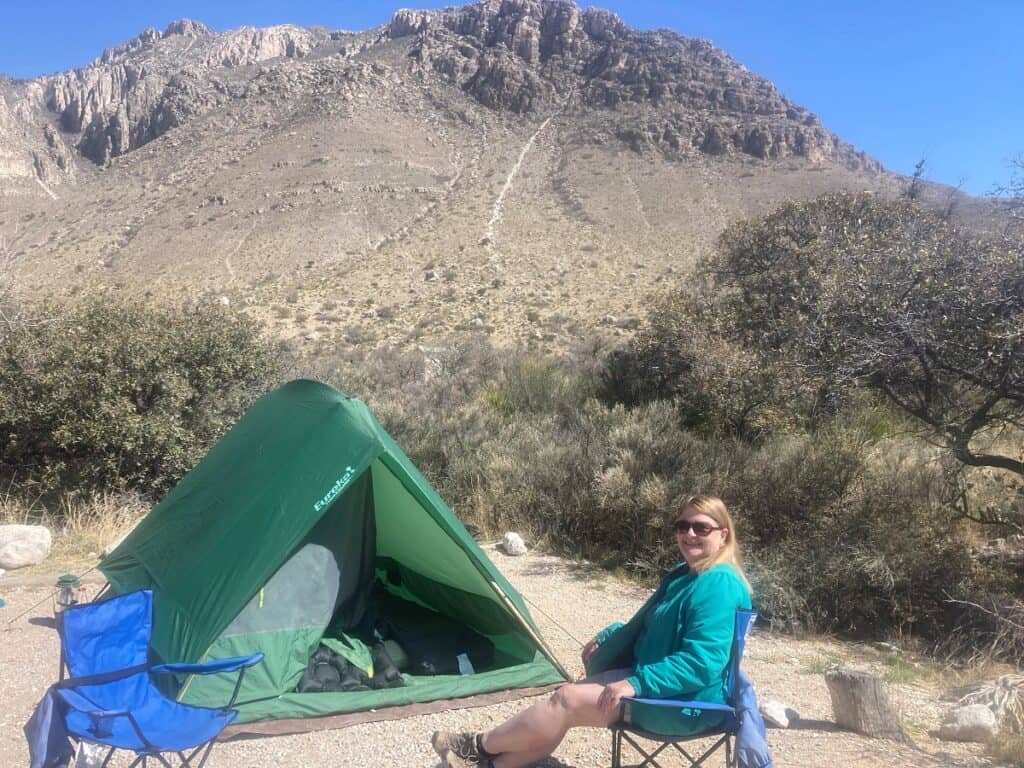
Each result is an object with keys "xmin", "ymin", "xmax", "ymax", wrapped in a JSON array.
[{"xmin": 673, "ymin": 520, "xmax": 725, "ymax": 537}]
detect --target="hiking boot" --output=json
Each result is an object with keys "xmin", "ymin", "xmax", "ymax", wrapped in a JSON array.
[{"xmin": 430, "ymin": 731, "xmax": 492, "ymax": 767}]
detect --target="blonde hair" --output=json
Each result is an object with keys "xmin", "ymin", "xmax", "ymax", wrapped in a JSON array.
[{"xmin": 677, "ymin": 495, "xmax": 750, "ymax": 591}]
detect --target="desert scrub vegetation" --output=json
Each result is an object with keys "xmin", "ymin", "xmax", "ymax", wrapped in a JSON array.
[
  {"xmin": 297, "ymin": 338, "xmax": 1000, "ymax": 661},
  {"xmin": 603, "ymin": 192, "xmax": 1024, "ymax": 664},
  {"xmin": 0, "ymin": 298, "xmax": 279, "ymax": 498},
  {"xmin": 1, "ymin": 193, "xmax": 1020, "ymax": 668}
]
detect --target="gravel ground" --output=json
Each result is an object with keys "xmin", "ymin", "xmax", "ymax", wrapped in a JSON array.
[{"xmin": 0, "ymin": 549, "xmax": 992, "ymax": 767}]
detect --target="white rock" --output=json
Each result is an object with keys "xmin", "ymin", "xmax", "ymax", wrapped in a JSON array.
[
  {"xmin": 0, "ymin": 524, "xmax": 52, "ymax": 569},
  {"xmin": 760, "ymin": 699, "xmax": 795, "ymax": 728},
  {"xmin": 501, "ymin": 532, "xmax": 528, "ymax": 556},
  {"xmin": 217, "ymin": 295, "xmax": 230, "ymax": 306},
  {"xmin": 937, "ymin": 704, "xmax": 998, "ymax": 743}
]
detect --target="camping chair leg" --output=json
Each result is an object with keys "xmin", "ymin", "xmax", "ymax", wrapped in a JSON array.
[
  {"xmin": 674, "ymin": 743, "xmax": 698, "ymax": 764},
  {"xmin": 611, "ymin": 728, "xmax": 621, "ymax": 768},
  {"xmin": 641, "ymin": 740, "xmax": 674, "ymax": 768},
  {"xmin": 620, "ymin": 731, "xmax": 674, "ymax": 768},
  {"xmin": 678, "ymin": 734, "xmax": 728, "ymax": 768},
  {"xmin": 725, "ymin": 735, "xmax": 733, "ymax": 768},
  {"xmin": 98, "ymin": 746, "xmax": 116, "ymax": 768},
  {"xmin": 178, "ymin": 739, "xmax": 217, "ymax": 768}
]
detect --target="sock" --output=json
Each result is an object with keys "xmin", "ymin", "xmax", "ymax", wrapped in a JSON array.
[{"xmin": 476, "ymin": 733, "xmax": 498, "ymax": 758}]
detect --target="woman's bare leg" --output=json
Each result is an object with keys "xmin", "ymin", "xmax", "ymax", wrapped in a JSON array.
[{"xmin": 481, "ymin": 678, "xmax": 623, "ymax": 768}]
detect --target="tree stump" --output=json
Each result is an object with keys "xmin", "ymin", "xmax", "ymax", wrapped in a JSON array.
[{"xmin": 825, "ymin": 667, "xmax": 914, "ymax": 745}]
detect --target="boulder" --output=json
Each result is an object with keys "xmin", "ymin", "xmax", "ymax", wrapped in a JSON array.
[
  {"xmin": 0, "ymin": 524, "xmax": 53, "ymax": 569},
  {"xmin": 937, "ymin": 704, "xmax": 998, "ymax": 743},
  {"xmin": 760, "ymin": 698, "xmax": 797, "ymax": 728},
  {"xmin": 501, "ymin": 532, "xmax": 528, "ymax": 556}
]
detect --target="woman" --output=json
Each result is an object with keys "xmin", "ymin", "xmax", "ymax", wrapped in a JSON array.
[{"xmin": 431, "ymin": 495, "xmax": 752, "ymax": 768}]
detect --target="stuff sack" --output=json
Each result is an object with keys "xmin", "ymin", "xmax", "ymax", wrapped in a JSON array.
[
  {"xmin": 297, "ymin": 646, "xmax": 372, "ymax": 693},
  {"xmin": 296, "ymin": 642, "xmax": 406, "ymax": 693}
]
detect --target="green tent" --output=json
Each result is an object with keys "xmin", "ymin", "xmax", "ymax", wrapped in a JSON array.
[{"xmin": 101, "ymin": 379, "xmax": 568, "ymax": 725}]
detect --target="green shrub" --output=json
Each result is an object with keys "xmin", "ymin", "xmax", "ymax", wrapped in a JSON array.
[
  {"xmin": 0, "ymin": 298, "xmax": 279, "ymax": 497},
  {"xmin": 598, "ymin": 291, "xmax": 808, "ymax": 440},
  {"xmin": 298, "ymin": 339, "xmax": 989, "ymax": 653}
]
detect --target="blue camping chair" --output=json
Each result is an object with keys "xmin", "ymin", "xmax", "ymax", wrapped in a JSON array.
[
  {"xmin": 52, "ymin": 589, "xmax": 262, "ymax": 768},
  {"xmin": 610, "ymin": 610, "xmax": 758, "ymax": 768}
]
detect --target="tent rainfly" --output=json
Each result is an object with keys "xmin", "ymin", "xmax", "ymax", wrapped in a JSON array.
[{"xmin": 100, "ymin": 380, "xmax": 568, "ymax": 727}]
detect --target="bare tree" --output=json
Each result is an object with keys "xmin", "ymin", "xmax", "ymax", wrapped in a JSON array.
[
  {"xmin": 905, "ymin": 156, "xmax": 928, "ymax": 201},
  {"xmin": 993, "ymin": 153, "xmax": 1024, "ymax": 235},
  {"xmin": 703, "ymin": 193, "xmax": 1024, "ymax": 487}
]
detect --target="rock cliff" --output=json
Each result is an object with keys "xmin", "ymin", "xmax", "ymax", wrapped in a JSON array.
[
  {"xmin": 394, "ymin": 0, "xmax": 878, "ymax": 169},
  {"xmin": 0, "ymin": 0, "xmax": 881, "ymax": 189},
  {"xmin": 42, "ymin": 21, "xmax": 329, "ymax": 165}
]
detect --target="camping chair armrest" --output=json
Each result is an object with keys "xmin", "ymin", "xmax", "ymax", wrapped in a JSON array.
[
  {"xmin": 623, "ymin": 696, "xmax": 736, "ymax": 713},
  {"xmin": 55, "ymin": 688, "xmax": 153, "ymax": 748},
  {"xmin": 153, "ymin": 652, "xmax": 264, "ymax": 676},
  {"xmin": 57, "ymin": 686, "xmax": 131, "ymax": 719},
  {"xmin": 154, "ymin": 653, "xmax": 264, "ymax": 711}
]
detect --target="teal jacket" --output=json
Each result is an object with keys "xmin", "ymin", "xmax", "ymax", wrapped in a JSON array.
[{"xmin": 587, "ymin": 562, "xmax": 751, "ymax": 735}]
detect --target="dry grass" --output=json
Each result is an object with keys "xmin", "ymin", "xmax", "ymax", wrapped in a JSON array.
[
  {"xmin": 990, "ymin": 733, "xmax": 1024, "ymax": 766},
  {"xmin": 880, "ymin": 653, "xmax": 944, "ymax": 686},
  {"xmin": 0, "ymin": 482, "xmax": 46, "ymax": 526},
  {"xmin": 1, "ymin": 491, "xmax": 144, "ymax": 576}
]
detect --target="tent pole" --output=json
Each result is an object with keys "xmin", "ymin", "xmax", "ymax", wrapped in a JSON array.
[{"xmin": 485, "ymin": 578, "xmax": 572, "ymax": 681}]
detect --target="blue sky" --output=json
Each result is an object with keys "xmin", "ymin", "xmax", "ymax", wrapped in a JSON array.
[{"xmin": 2, "ymin": 1, "xmax": 1020, "ymax": 195}]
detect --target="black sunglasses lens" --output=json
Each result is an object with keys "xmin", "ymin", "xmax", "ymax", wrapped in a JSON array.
[{"xmin": 674, "ymin": 521, "xmax": 714, "ymax": 536}]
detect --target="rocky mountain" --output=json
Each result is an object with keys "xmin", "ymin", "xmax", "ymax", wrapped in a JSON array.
[
  {"xmin": 3, "ymin": 2, "xmax": 878, "ymax": 183},
  {"xmin": 0, "ymin": 0, "xmax": 981, "ymax": 349},
  {"xmin": 392, "ymin": 2, "xmax": 878, "ymax": 169}
]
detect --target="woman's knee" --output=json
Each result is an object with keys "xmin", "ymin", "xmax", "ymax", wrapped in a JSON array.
[{"xmin": 549, "ymin": 683, "xmax": 602, "ymax": 722}]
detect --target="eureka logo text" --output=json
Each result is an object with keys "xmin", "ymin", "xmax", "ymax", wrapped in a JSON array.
[{"xmin": 314, "ymin": 466, "xmax": 356, "ymax": 512}]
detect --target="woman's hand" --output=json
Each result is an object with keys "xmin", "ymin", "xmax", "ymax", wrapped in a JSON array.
[
  {"xmin": 597, "ymin": 679, "xmax": 636, "ymax": 714},
  {"xmin": 581, "ymin": 638, "xmax": 599, "ymax": 667}
]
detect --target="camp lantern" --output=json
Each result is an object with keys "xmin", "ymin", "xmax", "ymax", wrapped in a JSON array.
[{"xmin": 54, "ymin": 574, "xmax": 86, "ymax": 615}]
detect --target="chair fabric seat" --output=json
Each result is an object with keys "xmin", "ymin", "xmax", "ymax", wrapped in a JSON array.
[
  {"xmin": 618, "ymin": 718, "xmax": 732, "ymax": 743},
  {"xmin": 59, "ymin": 674, "xmax": 237, "ymax": 753},
  {"xmin": 621, "ymin": 697, "xmax": 733, "ymax": 739}
]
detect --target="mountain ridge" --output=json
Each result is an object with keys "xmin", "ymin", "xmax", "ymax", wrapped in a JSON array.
[
  {"xmin": 2, "ymin": 1, "xmax": 986, "ymax": 352},
  {"xmin": 1, "ymin": 0, "xmax": 881, "ymax": 183}
]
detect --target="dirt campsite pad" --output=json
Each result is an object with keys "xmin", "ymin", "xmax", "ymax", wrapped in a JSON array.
[{"xmin": 0, "ymin": 549, "xmax": 992, "ymax": 767}]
